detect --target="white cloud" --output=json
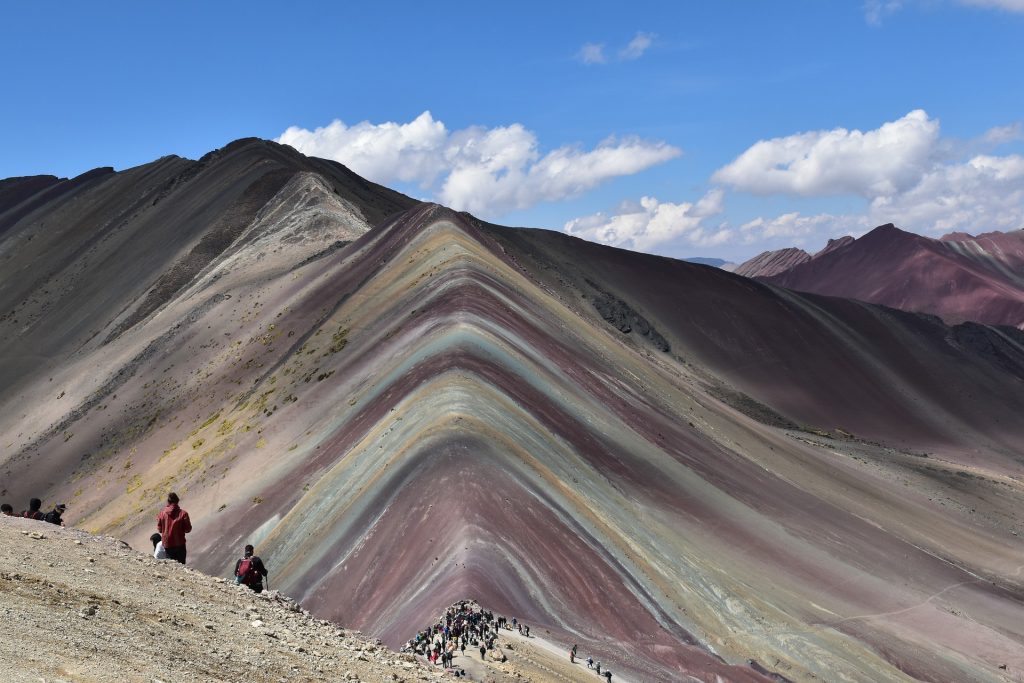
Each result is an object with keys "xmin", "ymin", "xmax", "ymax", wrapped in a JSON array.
[
  {"xmin": 620, "ymin": 32, "xmax": 655, "ymax": 60},
  {"xmin": 278, "ymin": 112, "xmax": 449, "ymax": 188},
  {"xmin": 864, "ymin": 0, "xmax": 903, "ymax": 25},
  {"xmin": 870, "ymin": 154, "xmax": 1024, "ymax": 234},
  {"xmin": 277, "ymin": 112, "xmax": 680, "ymax": 217},
  {"xmin": 578, "ymin": 32, "xmax": 654, "ymax": 65},
  {"xmin": 712, "ymin": 110, "xmax": 941, "ymax": 197},
  {"xmin": 740, "ymin": 212, "xmax": 871, "ymax": 245},
  {"xmin": 563, "ymin": 189, "xmax": 728, "ymax": 251},
  {"xmin": 865, "ymin": 0, "xmax": 1024, "ymax": 23},
  {"xmin": 737, "ymin": 154, "xmax": 1024, "ymax": 246},
  {"xmin": 577, "ymin": 43, "xmax": 607, "ymax": 65},
  {"xmin": 958, "ymin": 0, "xmax": 1024, "ymax": 11},
  {"xmin": 983, "ymin": 123, "xmax": 1023, "ymax": 145}
]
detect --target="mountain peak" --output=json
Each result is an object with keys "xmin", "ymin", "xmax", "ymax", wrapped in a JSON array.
[{"xmin": 733, "ymin": 246, "xmax": 810, "ymax": 277}]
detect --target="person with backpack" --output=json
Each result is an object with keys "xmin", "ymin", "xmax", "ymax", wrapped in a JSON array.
[
  {"xmin": 1, "ymin": 503, "xmax": 13, "ymax": 516},
  {"xmin": 43, "ymin": 503, "xmax": 66, "ymax": 526},
  {"xmin": 233, "ymin": 544, "xmax": 268, "ymax": 593},
  {"xmin": 156, "ymin": 492, "xmax": 191, "ymax": 564},
  {"xmin": 21, "ymin": 498, "xmax": 44, "ymax": 520}
]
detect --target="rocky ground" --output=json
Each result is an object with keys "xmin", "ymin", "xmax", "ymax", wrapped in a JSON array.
[{"xmin": 0, "ymin": 516, "xmax": 567, "ymax": 683}]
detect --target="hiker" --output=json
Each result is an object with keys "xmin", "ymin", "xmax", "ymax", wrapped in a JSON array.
[
  {"xmin": 569, "ymin": 649, "xmax": 575, "ymax": 663},
  {"xmin": 1, "ymin": 503, "xmax": 13, "ymax": 516},
  {"xmin": 43, "ymin": 503, "xmax": 66, "ymax": 526},
  {"xmin": 234, "ymin": 544, "xmax": 268, "ymax": 593},
  {"xmin": 156, "ymin": 492, "xmax": 191, "ymax": 564},
  {"xmin": 596, "ymin": 662, "xmax": 602, "ymax": 674},
  {"xmin": 21, "ymin": 498, "xmax": 45, "ymax": 520},
  {"xmin": 479, "ymin": 644, "xmax": 486, "ymax": 660},
  {"xmin": 604, "ymin": 670, "xmax": 612, "ymax": 682},
  {"xmin": 572, "ymin": 643, "xmax": 578, "ymax": 657},
  {"xmin": 587, "ymin": 656, "xmax": 594, "ymax": 669},
  {"xmin": 151, "ymin": 532, "xmax": 167, "ymax": 559}
]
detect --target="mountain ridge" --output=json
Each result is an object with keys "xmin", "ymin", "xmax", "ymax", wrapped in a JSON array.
[{"xmin": 736, "ymin": 223, "xmax": 1024, "ymax": 327}]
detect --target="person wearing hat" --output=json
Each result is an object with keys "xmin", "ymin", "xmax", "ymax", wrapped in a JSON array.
[
  {"xmin": 156, "ymin": 492, "xmax": 191, "ymax": 564},
  {"xmin": 43, "ymin": 503, "xmax": 66, "ymax": 526}
]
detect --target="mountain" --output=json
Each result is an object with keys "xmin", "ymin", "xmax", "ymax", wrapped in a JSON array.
[
  {"xmin": 2, "ymin": 140, "xmax": 1024, "ymax": 682},
  {"xmin": 732, "ymin": 247, "xmax": 810, "ymax": 277},
  {"xmin": 738, "ymin": 224, "xmax": 1024, "ymax": 328},
  {"xmin": 683, "ymin": 256, "xmax": 738, "ymax": 271}
]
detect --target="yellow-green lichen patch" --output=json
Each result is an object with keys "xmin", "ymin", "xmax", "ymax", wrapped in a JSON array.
[{"xmin": 326, "ymin": 326, "xmax": 349, "ymax": 355}]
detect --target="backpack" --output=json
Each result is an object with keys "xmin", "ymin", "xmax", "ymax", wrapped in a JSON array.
[
  {"xmin": 236, "ymin": 557, "xmax": 261, "ymax": 586},
  {"xmin": 43, "ymin": 510, "xmax": 62, "ymax": 525}
]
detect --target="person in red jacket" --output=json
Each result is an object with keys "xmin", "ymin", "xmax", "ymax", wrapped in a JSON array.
[{"xmin": 156, "ymin": 492, "xmax": 191, "ymax": 564}]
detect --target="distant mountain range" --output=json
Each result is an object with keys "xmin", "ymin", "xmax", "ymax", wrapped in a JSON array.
[
  {"xmin": 684, "ymin": 256, "xmax": 738, "ymax": 271},
  {"xmin": 736, "ymin": 224, "xmax": 1024, "ymax": 328}
]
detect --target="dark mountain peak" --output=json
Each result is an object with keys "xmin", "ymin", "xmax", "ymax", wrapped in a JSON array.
[
  {"xmin": 70, "ymin": 166, "xmax": 115, "ymax": 182},
  {"xmin": 856, "ymin": 222, "xmax": 931, "ymax": 250},
  {"xmin": 196, "ymin": 136, "xmax": 300, "ymax": 166}
]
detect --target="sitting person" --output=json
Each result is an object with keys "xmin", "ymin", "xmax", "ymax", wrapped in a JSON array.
[
  {"xmin": 233, "ymin": 544, "xmax": 268, "ymax": 593},
  {"xmin": 21, "ymin": 498, "xmax": 45, "ymax": 520},
  {"xmin": 1, "ymin": 503, "xmax": 13, "ymax": 516},
  {"xmin": 151, "ymin": 532, "xmax": 167, "ymax": 559},
  {"xmin": 43, "ymin": 503, "xmax": 66, "ymax": 526}
]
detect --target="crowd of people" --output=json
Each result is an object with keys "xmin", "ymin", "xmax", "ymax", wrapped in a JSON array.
[
  {"xmin": 402, "ymin": 601, "xmax": 614, "ymax": 680},
  {"xmin": 402, "ymin": 600, "xmax": 511, "ymax": 676},
  {"xmin": 1, "ymin": 497, "xmax": 66, "ymax": 525}
]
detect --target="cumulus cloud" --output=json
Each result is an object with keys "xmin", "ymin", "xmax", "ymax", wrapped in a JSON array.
[
  {"xmin": 738, "ymin": 154, "xmax": 1024, "ymax": 246},
  {"xmin": 577, "ymin": 42, "xmax": 607, "ymax": 65},
  {"xmin": 563, "ymin": 189, "xmax": 728, "ymax": 251},
  {"xmin": 619, "ymin": 32, "xmax": 655, "ymax": 60},
  {"xmin": 712, "ymin": 110, "xmax": 941, "ymax": 197},
  {"xmin": 277, "ymin": 112, "xmax": 680, "ymax": 217},
  {"xmin": 870, "ymin": 154, "xmax": 1024, "ymax": 234}
]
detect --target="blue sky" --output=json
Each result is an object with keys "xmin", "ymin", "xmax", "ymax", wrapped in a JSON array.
[{"xmin": 2, "ymin": 1, "xmax": 1023, "ymax": 261}]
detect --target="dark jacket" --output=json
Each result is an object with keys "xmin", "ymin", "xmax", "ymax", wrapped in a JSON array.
[
  {"xmin": 156, "ymin": 503, "xmax": 192, "ymax": 548},
  {"xmin": 43, "ymin": 509, "xmax": 63, "ymax": 525}
]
